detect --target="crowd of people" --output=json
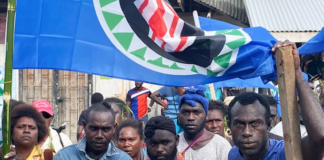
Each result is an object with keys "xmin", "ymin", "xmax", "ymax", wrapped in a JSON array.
[{"xmin": 2, "ymin": 43, "xmax": 324, "ymax": 160}]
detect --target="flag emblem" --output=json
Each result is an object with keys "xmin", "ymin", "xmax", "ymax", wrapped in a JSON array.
[{"xmin": 94, "ymin": 0, "xmax": 251, "ymax": 76}]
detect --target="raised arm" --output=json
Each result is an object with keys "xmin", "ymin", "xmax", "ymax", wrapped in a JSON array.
[
  {"xmin": 150, "ymin": 91, "xmax": 168, "ymax": 109},
  {"xmin": 273, "ymin": 41, "xmax": 324, "ymax": 160}
]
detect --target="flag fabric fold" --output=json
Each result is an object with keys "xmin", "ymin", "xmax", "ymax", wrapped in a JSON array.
[
  {"xmin": 13, "ymin": 0, "xmax": 277, "ymax": 86},
  {"xmin": 298, "ymin": 27, "xmax": 324, "ymax": 55}
]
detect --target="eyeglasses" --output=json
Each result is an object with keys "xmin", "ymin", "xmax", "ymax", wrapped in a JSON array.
[{"xmin": 41, "ymin": 112, "xmax": 52, "ymax": 119}]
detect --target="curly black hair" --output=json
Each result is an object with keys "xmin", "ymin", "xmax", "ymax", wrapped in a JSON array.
[
  {"xmin": 117, "ymin": 119, "xmax": 144, "ymax": 140},
  {"xmin": 262, "ymin": 95, "xmax": 278, "ymax": 107},
  {"xmin": 208, "ymin": 100, "xmax": 228, "ymax": 116},
  {"xmin": 91, "ymin": 92, "xmax": 104, "ymax": 105},
  {"xmin": 228, "ymin": 92, "xmax": 270, "ymax": 125},
  {"xmin": 11, "ymin": 104, "xmax": 48, "ymax": 143}
]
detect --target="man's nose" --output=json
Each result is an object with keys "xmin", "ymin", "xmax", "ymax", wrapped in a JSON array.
[
  {"xmin": 242, "ymin": 125, "xmax": 253, "ymax": 137},
  {"xmin": 96, "ymin": 130, "xmax": 104, "ymax": 138},
  {"xmin": 156, "ymin": 144, "xmax": 164, "ymax": 153},
  {"xmin": 187, "ymin": 113, "xmax": 195, "ymax": 121}
]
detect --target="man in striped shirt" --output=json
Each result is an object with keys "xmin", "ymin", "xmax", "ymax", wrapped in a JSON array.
[{"xmin": 126, "ymin": 81, "xmax": 152, "ymax": 124}]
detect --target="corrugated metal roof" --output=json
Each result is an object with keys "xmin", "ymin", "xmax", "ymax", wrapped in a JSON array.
[
  {"xmin": 194, "ymin": 0, "xmax": 249, "ymax": 24},
  {"xmin": 244, "ymin": 0, "xmax": 324, "ymax": 32}
]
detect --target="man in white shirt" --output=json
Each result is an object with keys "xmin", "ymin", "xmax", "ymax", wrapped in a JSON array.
[
  {"xmin": 177, "ymin": 86, "xmax": 231, "ymax": 160},
  {"xmin": 32, "ymin": 100, "xmax": 72, "ymax": 152}
]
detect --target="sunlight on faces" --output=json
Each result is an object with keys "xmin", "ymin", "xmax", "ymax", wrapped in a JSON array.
[
  {"xmin": 229, "ymin": 101, "xmax": 270, "ymax": 158},
  {"xmin": 146, "ymin": 129, "xmax": 179, "ymax": 160},
  {"xmin": 12, "ymin": 117, "xmax": 38, "ymax": 147},
  {"xmin": 179, "ymin": 102, "xmax": 207, "ymax": 135},
  {"xmin": 118, "ymin": 127, "xmax": 143, "ymax": 158},
  {"xmin": 84, "ymin": 111, "xmax": 116, "ymax": 154},
  {"xmin": 206, "ymin": 109, "xmax": 225, "ymax": 137}
]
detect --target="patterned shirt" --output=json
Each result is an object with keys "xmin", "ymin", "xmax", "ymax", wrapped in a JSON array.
[{"xmin": 126, "ymin": 87, "xmax": 151, "ymax": 119}]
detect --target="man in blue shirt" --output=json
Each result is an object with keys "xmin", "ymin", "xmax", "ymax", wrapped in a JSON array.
[
  {"xmin": 54, "ymin": 101, "xmax": 131, "ymax": 160},
  {"xmin": 150, "ymin": 86, "xmax": 185, "ymax": 133},
  {"xmin": 228, "ymin": 41, "xmax": 324, "ymax": 160}
]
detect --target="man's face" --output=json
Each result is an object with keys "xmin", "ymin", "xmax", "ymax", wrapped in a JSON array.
[
  {"xmin": 269, "ymin": 105, "xmax": 277, "ymax": 129},
  {"xmin": 110, "ymin": 102, "xmax": 122, "ymax": 125},
  {"xmin": 84, "ymin": 111, "xmax": 115, "ymax": 154},
  {"xmin": 205, "ymin": 109, "xmax": 225, "ymax": 137},
  {"xmin": 12, "ymin": 117, "xmax": 38, "ymax": 147},
  {"xmin": 229, "ymin": 101, "xmax": 270, "ymax": 159},
  {"xmin": 146, "ymin": 129, "xmax": 179, "ymax": 160},
  {"xmin": 41, "ymin": 112, "xmax": 53, "ymax": 128},
  {"xmin": 118, "ymin": 127, "xmax": 143, "ymax": 158},
  {"xmin": 135, "ymin": 82, "xmax": 143, "ymax": 89},
  {"xmin": 179, "ymin": 102, "xmax": 206, "ymax": 135}
]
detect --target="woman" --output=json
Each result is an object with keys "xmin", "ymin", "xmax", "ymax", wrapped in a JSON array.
[
  {"xmin": 117, "ymin": 119, "xmax": 148, "ymax": 160},
  {"xmin": 205, "ymin": 100, "xmax": 234, "ymax": 146},
  {"xmin": 4, "ymin": 104, "xmax": 51, "ymax": 160}
]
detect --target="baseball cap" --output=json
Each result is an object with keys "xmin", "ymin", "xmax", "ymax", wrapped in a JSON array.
[{"xmin": 32, "ymin": 100, "xmax": 53, "ymax": 116}]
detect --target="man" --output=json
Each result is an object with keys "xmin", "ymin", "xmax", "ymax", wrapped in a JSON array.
[
  {"xmin": 177, "ymin": 86, "xmax": 231, "ymax": 160},
  {"xmin": 32, "ymin": 100, "xmax": 72, "ymax": 152},
  {"xmin": 54, "ymin": 101, "xmax": 132, "ymax": 160},
  {"xmin": 150, "ymin": 86, "xmax": 185, "ymax": 133},
  {"xmin": 77, "ymin": 92, "xmax": 104, "ymax": 140},
  {"xmin": 126, "ymin": 81, "xmax": 151, "ymax": 123},
  {"xmin": 228, "ymin": 41, "xmax": 324, "ymax": 160},
  {"xmin": 144, "ymin": 116, "xmax": 183, "ymax": 160},
  {"xmin": 262, "ymin": 95, "xmax": 279, "ymax": 129},
  {"xmin": 205, "ymin": 100, "xmax": 234, "ymax": 145}
]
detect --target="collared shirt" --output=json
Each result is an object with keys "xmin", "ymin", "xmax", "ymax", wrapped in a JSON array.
[
  {"xmin": 126, "ymin": 87, "xmax": 151, "ymax": 119},
  {"xmin": 54, "ymin": 137, "xmax": 132, "ymax": 160}
]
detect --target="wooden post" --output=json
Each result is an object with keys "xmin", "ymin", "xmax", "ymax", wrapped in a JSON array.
[
  {"xmin": 275, "ymin": 46, "xmax": 303, "ymax": 160},
  {"xmin": 209, "ymin": 83, "xmax": 216, "ymax": 100}
]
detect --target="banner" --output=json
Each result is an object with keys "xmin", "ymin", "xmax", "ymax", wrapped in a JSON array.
[{"xmin": 13, "ymin": 0, "xmax": 277, "ymax": 86}]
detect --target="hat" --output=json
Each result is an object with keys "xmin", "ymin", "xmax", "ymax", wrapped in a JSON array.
[{"xmin": 32, "ymin": 100, "xmax": 53, "ymax": 116}]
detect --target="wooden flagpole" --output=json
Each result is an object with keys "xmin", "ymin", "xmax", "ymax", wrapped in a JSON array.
[
  {"xmin": 2, "ymin": 0, "xmax": 16, "ymax": 158},
  {"xmin": 275, "ymin": 46, "xmax": 303, "ymax": 160}
]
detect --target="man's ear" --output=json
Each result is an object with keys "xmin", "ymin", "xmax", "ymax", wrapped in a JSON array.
[{"xmin": 175, "ymin": 135, "xmax": 180, "ymax": 146}]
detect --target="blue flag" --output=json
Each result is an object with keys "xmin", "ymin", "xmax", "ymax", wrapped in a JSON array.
[
  {"xmin": 298, "ymin": 27, "xmax": 324, "ymax": 55},
  {"xmin": 13, "ymin": 0, "xmax": 277, "ymax": 86}
]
